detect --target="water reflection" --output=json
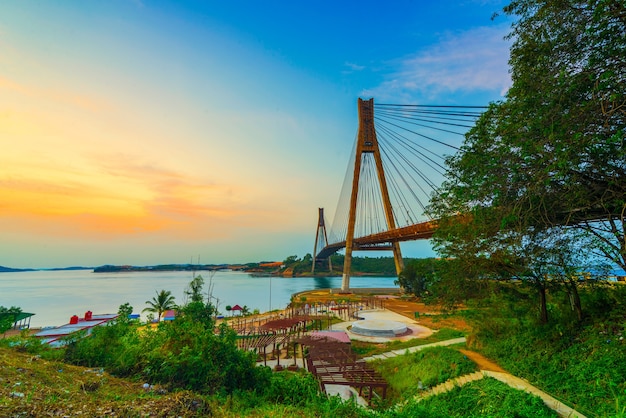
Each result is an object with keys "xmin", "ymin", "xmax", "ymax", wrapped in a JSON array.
[{"xmin": 312, "ymin": 276, "xmax": 333, "ymax": 289}]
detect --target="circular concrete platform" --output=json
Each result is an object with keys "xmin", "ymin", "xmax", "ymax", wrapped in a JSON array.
[{"xmin": 350, "ymin": 319, "xmax": 408, "ymax": 337}]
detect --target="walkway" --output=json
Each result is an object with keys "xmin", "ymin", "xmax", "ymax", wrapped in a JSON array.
[{"xmin": 359, "ymin": 335, "xmax": 586, "ymax": 418}]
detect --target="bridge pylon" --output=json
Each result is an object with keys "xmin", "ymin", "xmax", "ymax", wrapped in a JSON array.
[
  {"xmin": 342, "ymin": 98, "xmax": 404, "ymax": 292},
  {"xmin": 312, "ymin": 208, "xmax": 332, "ymax": 274}
]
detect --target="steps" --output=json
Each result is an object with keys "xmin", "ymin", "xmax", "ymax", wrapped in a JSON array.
[{"xmin": 424, "ymin": 371, "xmax": 485, "ymax": 398}]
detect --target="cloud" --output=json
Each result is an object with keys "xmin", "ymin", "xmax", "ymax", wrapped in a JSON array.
[
  {"xmin": 342, "ymin": 62, "xmax": 366, "ymax": 74},
  {"xmin": 365, "ymin": 25, "xmax": 512, "ymax": 101},
  {"xmin": 0, "ymin": 153, "xmax": 258, "ymax": 240}
]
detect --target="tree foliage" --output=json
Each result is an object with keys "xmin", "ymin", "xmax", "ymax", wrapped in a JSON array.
[
  {"xmin": 0, "ymin": 306, "xmax": 22, "ymax": 335},
  {"xmin": 184, "ymin": 274, "xmax": 205, "ymax": 303},
  {"xmin": 428, "ymin": 0, "xmax": 625, "ymax": 323},
  {"xmin": 143, "ymin": 290, "xmax": 177, "ymax": 321}
]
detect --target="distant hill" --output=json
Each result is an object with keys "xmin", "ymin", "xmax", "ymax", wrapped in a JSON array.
[
  {"xmin": 42, "ymin": 267, "xmax": 93, "ymax": 271},
  {"xmin": 93, "ymin": 264, "xmax": 232, "ymax": 273},
  {"xmin": 0, "ymin": 266, "xmax": 36, "ymax": 273},
  {"xmin": 0, "ymin": 266, "xmax": 92, "ymax": 273}
]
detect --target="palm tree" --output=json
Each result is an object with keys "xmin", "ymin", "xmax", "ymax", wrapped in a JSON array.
[{"xmin": 143, "ymin": 289, "xmax": 176, "ymax": 321}]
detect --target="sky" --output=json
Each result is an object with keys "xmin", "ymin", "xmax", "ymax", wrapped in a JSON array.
[{"xmin": 0, "ymin": 0, "xmax": 513, "ymax": 269}]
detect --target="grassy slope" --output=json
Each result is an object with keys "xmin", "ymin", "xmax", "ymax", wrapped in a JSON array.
[{"xmin": 0, "ymin": 346, "xmax": 218, "ymax": 417}]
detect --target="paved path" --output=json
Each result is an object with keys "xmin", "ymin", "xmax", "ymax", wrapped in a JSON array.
[
  {"xmin": 361, "ymin": 337, "xmax": 586, "ymax": 418},
  {"xmin": 482, "ymin": 371, "xmax": 587, "ymax": 418},
  {"xmin": 361, "ymin": 337, "xmax": 467, "ymax": 362}
]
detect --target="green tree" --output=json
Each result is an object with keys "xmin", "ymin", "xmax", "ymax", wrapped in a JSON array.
[
  {"xmin": 283, "ymin": 255, "xmax": 300, "ymax": 266},
  {"xmin": 396, "ymin": 258, "xmax": 436, "ymax": 297},
  {"xmin": 428, "ymin": 0, "xmax": 625, "ymax": 322},
  {"xmin": 184, "ymin": 274, "xmax": 205, "ymax": 303},
  {"xmin": 0, "ymin": 306, "xmax": 22, "ymax": 335},
  {"xmin": 142, "ymin": 290, "xmax": 176, "ymax": 322},
  {"xmin": 500, "ymin": 0, "xmax": 626, "ymax": 271},
  {"xmin": 117, "ymin": 303, "xmax": 134, "ymax": 324}
]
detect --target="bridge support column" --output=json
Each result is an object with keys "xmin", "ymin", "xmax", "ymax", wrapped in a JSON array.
[
  {"xmin": 341, "ymin": 98, "xmax": 404, "ymax": 292},
  {"xmin": 312, "ymin": 208, "xmax": 332, "ymax": 274}
]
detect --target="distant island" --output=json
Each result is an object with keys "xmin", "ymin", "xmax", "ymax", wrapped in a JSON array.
[
  {"xmin": 1, "ymin": 255, "xmax": 405, "ymax": 277},
  {"xmin": 0, "ymin": 266, "xmax": 95, "ymax": 273},
  {"xmin": 0, "ymin": 266, "xmax": 37, "ymax": 273},
  {"xmin": 93, "ymin": 264, "xmax": 243, "ymax": 273}
]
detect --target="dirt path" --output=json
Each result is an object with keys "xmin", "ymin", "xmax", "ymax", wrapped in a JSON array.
[
  {"xmin": 381, "ymin": 297, "xmax": 472, "ymax": 332},
  {"xmin": 458, "ymin": 349, "xmax": 507, "ymax": 372}
]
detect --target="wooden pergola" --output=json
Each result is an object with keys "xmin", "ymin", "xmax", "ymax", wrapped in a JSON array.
[{"xmin": 297, "ymin": 335, "xmax": 388, "ymax": 402}]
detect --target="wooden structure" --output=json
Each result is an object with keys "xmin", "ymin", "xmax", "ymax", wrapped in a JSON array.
[{"xmin": 298, "ymin": 335, "xmax": 388, "ymax": 402}]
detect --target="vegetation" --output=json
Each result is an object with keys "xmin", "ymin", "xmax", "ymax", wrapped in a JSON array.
[
  {"xmin": 0, "ymin": 306, "xmax": 22, "ymax": 335},
  {"xmin": 3, "ymin": 2, "xmax": 624, "ymax": 416},
  {"xmin": 142, "ymin": 289, "xmax": 177, "ymax": 321},
  {"xmin": 0, "ymin": 340, "xmax": 561, "ymax": 418},
  {"xmin": 427, "ymin": 0, "xmax": 625, "ymax": 324},
  {"xmin": 395, "ymin": 378, "xmax": 559, "ymax": 418},
  {"xmin": 185, "ymin": 274, "xmax": 205, "ymax": 303},
  {"xmin": 464, "ymin": 283, "xmax": 626, "ymax": 417},
  {"xmin": 351, "ymin": 328, "xmax": 465, "ymax": 357},
  {"xmin": 372, "ymin": 346, "xmax": 477, "ymax": 402},
  {"xmin": 401, "ymin": 3, "xmax": 626, "ymax": 414},
  {"xmin": 279, "ymin": 253, "xmax": 423, "ymax": 277}
]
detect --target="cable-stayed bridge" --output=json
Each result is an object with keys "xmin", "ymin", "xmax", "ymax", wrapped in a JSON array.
[{"xmin": 313, "ymin": 98, "xmax": 486, "ymax": 291}]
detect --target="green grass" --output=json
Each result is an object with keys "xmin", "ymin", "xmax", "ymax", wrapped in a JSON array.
[
  {"xmin": 371, "ymin": 346, "xmax": 478, "ymax": 402},
  {"xmin": 392, "ymin": 377, "xmax": 559, "ymax": 418},
  {"xmin": 469, "ymin": 285, "xmax": 626, "ymax": 417},
  {"xmin": 351, "ymin": 328, "xmax": 464, "ymax": 357}
]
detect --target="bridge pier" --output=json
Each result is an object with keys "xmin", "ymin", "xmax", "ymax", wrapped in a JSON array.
[{"xmin": 341, "ymin": 273, "xmax": 350, "ymax": 293}]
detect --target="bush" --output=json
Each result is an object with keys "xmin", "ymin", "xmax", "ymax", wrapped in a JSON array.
[{"xmin": 65, "ymin": 304, "xmax": 269, "ymax": 395}]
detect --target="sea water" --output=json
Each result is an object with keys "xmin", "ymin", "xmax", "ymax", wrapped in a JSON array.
[{"xmin": 0, "ymin": 269, "xmax": 398, "ymax": 328}]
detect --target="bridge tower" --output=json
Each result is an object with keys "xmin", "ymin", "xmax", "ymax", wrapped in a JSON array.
[
  {"xmin": 312, "ymin": 208, "xmax": 332, "ymax": 274},
  {"xmin": 342, "ymin": 98, "xmax": 404, "ymax": 292}
]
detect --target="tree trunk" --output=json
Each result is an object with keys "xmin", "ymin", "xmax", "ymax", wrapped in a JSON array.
[
  {"xmin": 567, "ymin": 281, "xmax": 583, "ymax": 322},
  {"xmin": 538, "ymin": 283, "xmax": 549, "ymax": 324}
]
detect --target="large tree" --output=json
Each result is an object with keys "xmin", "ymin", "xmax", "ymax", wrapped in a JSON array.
[
  {"xmin": 501, "ymin": 0, "xmax": 626, "ymax": 269},
  {"xmin": 428, "ymin": 0, "xmax": 625, "ymax": 322}
]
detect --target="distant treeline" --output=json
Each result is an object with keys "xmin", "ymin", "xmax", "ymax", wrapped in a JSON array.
[
  {"xmin": 93, "ymin": 264, "xmax": 234, "ymax": 273},
  {"xmin": 277, "ymin": 254, "xmax": 422, "ymax": 277}
]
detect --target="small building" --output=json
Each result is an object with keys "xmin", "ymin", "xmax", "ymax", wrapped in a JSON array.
[
  {"xmin": 0, "ymin": 312, "xmax": 35, "ymax": 332},
  {"xmin": 161, "ymin": 310, "xmax": 176, "ymax": 321},
  {"xmin": 35, "ymin": 311, "xmax": 118, "ymax": 347}
]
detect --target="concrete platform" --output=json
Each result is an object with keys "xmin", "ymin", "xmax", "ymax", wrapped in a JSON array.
[
  {"xmin": 351, "ymin": 319, "xmax": 408, "ymax": 337},
  {"xmin": 333, "ymin": 309, "xmax": 433, "ymax": 343}
]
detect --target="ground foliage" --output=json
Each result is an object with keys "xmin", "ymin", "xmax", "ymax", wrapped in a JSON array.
[
  {"xmin": 372, "ymin": 346, "xmax": 478, "ymax": 402},
  {"xmin": 392, "ymin": 378, "xmax": 559, "ymax": 418},
  {"xmin": 350, "ymin": 328, "xmax": 465, "ymax": 357},
  {"xmin": 0, "ymin": 341, "xmax": 564, "ymax": 418},
  {"xmin": 63, "ymin": 302, "xmax": 268, "ymax": 395},
  {"xmin": 467, "ymin": 283, "xmax": 626, "ymax": 417}
]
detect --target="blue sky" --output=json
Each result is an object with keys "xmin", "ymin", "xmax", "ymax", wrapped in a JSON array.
[{"xmin": 0, "ymin": 0, "xmax": 512, "ymax": 268}]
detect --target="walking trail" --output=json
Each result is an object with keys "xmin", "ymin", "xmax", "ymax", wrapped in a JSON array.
[{"xmin": 361, "ymin": 337, "xmax": 586, "ymax": 418}]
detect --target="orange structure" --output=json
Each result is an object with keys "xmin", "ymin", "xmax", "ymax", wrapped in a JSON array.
[{"xmin": 342, "ymin": 98, "xmax": 403, "ymax": 292}]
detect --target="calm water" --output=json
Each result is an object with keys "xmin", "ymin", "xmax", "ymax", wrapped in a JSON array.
[{"xmin": 0, "ymin": 269, "xmax": 398, "ymax": 328}]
